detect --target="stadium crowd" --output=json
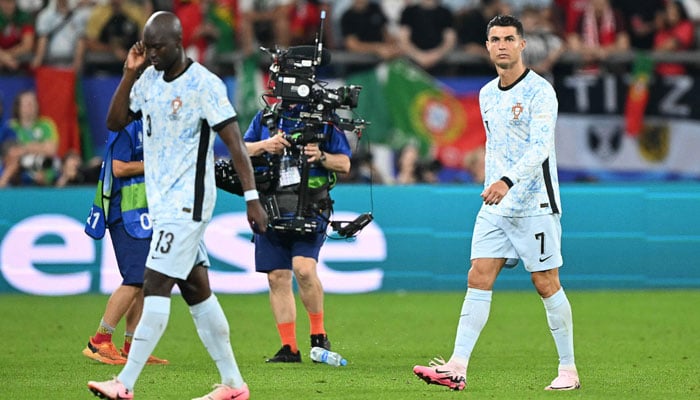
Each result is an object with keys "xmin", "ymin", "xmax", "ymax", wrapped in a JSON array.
[{"xmin": 1, "ymin": 0, "xmax": 699, "ymax": 188}]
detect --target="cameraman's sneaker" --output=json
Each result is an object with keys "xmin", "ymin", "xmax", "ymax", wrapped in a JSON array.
[
  {"xmin": 119, "ymin": 347, "xmax": 170, "ymax": 365},
  {"xmin": 87, "ymin": 377, "xmax": 133, "ymax": 399},
  {"xmin": 265, "ymin": 345, "xmax": 301, "ymax": 363},
  {"xmin": 545, "ymin": 368, "xmax": 580, "ymax": 391},
  {"xmin": 413, "ymin": 357, "xmax": 466, "ymax": 391},
  {"xmin": 192, "ymin": 383, "xmax": 249, "ymax": 400},
  {"xmin": 82, "ymin": 338, "xmax": 127, "ymax": 365},
  {"xmin": 310, "ymin": 334, "xmax": 331, "ymax": 350}
]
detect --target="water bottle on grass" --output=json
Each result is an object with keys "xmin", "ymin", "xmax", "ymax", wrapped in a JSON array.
[{"xmin": 310, "ymin": 347, "xmax": 347, "ymax": 366}]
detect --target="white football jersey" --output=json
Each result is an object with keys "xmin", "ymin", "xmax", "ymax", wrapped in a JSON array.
[
  {"xmin": 479, "ymin": 69, "xmax": 561, "ymax": 217},
  {"xmin": 130, "ymin": 62, "xmax": 237, "ymax": 222}
]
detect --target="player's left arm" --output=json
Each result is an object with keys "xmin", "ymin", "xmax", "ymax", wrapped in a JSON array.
[
  {"xmin": 205, "ymin": 75, "xmax": 268, "ymax": 232},
  {"xmin": 218, "ymin": 120, "xmax": 269, "ymax": 232}
]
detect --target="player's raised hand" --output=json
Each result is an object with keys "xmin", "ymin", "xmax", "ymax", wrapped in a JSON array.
[{"xmin": 124, "ymin": 41, "xmax": 147, "ymax": 73}]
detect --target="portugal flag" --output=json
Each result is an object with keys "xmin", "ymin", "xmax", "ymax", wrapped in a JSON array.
[
  {"xmin": 383, "ymin": 59, "xmax": 467, "ymax": 157},
  {"xmin": 34, "ymin": 66, "xmax": 81, "ymax": 158},
  {"xmin": 624, "ymin": 53, "xmax": 654, "ymax": 137},
  {"xmin": 340, "ymin": 60, "xmax": 486, "ymax": 170}
]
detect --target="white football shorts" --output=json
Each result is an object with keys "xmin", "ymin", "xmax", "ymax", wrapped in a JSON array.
[
  {"xmin": 146, "ymin": 218, "xmax": 210, "ymax": 280},
  {"xmin": 470, "ymin": 210, "xmax": 563, "ymax": 272}
]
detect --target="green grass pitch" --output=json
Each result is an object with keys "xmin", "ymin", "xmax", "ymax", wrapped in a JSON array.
[{"xmin": 1, "ymin": 290, "xmax": 698, "ymax": 399}]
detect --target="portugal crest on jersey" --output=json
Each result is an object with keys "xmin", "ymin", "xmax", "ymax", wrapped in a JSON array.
[
  {"xmin": 169, "ymin": 96, "xmax": 183, "ymax": 120},
  {"xmin": 510, "ymin": 102, "xmax": 523, "ymax": 126}
]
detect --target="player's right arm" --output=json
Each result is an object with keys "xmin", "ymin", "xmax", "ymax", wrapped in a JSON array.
[{"xmin": 106, "ymin": 41, "xmax": 147, "ymax": 131}]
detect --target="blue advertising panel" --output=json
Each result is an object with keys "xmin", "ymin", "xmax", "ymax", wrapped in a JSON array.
[{"xmin": 1, "ymin": 184, "xmax": 699, "ymax": 295}]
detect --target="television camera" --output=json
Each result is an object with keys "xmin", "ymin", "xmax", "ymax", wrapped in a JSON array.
[
  {"xmin": 215, "ymin": 11, "xmax": 373, "ymax": 238},
  {"xmin": 259, "ymin": 44, "xmax": 367, "ymax": 144},
  {"xmin": 259, "ymin": 9, "xmax": 367, "ymax": 141}
]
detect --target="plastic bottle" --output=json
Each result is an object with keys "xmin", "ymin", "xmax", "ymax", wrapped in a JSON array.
[{"xmin": 309, "ymin": 346, "xmax": 347, "ymax": 366}]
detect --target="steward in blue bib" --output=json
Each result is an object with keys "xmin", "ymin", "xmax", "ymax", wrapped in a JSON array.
[{"xmin": 85, "ymin": 119, "xmax": 151, "ymax": 240}]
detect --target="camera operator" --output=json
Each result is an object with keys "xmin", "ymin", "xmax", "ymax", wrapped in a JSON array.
[{"xmin": 244, "ymin": 101, "xmax": 351, "ymax": 363}]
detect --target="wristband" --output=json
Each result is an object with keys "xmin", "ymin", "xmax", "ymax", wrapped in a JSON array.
[
  {"xmin": 500, "ymin": 176, "xmax": 514, "ymax": 188},
  {"xmin": 244, "ymin": 190, "xmax": 259, "ymax": 202}
]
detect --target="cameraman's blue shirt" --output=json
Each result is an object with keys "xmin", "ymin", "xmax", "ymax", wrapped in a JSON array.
[
  {"xmin": 244, "ymin": 106, "xmax": 352, "ymax": 155},
  {"xmin": 243, "ymin": 105, "xmax": 352, "ymax": 183}
]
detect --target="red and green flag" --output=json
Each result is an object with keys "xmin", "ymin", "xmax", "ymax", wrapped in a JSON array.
[
  {"xmin": 34, "ymin": 66, "xmax": 82, "ymax": 158},
  {"xmin": 625, "ymin": 53, "xmax": 654, "ymax": 137}
]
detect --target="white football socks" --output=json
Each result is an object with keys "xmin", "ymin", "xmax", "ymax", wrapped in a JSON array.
[
  {"xmin": 542, "ymin": 288, "xmax": 576, "ymax": 369},
  {"xmin": 190, "ymin": 294, "xmax": 244, "ymax": 388},
  {"xmin": 451, "ymin": 288, "xmax": 492, "ymax": 367},
  {"xmin": 118, "ymin": 295, "xmax": 171, "ymax": 391}
]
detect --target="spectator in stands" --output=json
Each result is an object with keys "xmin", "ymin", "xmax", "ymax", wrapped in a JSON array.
[
  {"xmin": 512, "ymin": 2, "xmax": 563, "ymax": 37},
  {"xmin": 553, "ymin": 0, "xmax": 587, "ymax": 37},
  {"xmin": 395, "ymin": 141, "xmax": 441, "ymax": 184},
  {"xmin": 82, "ymin": 0, "xmax": 147, "ymax": 74},
  {"xmin": 395, "ymin": 141, "xmax": 421, "ymax": 184},
  {"xmin": 397, "ymin": 0, "xmax": 457, "ymax": 75},
  {"xmin": 55, "ymin": 149, "xmax": 101, "ymax": 187},
  {"xmin": 455, "ymin": 0, "xmax": 508, "ymax": 61},
  {"xmin": 521, "ymin": 5, "xmax": 566, "ymax": 81},
  {"xmin": 31, "ymin": 0, "xmax": 92, "ymax": 71},
  {"xmin": 0, "ymin": 90, "xmax": 60, "ymax": 187},
  {"xmin": 200, "ymin": 0, "xmax": 238, "ymax": 60},
  {"xmin": 16, "ymin": 0, "xmax": 42, "ymax": 17},
  {"xmin": 338, "ymin": 150, "xmax": 387, "ymax": 184},
  {"xmin": 505, "ymin": 0, "xmax": 553, "ymax": 15},
  {"xmin": 340, "ymin": 0, "xmax": 401, "ymax": 65},
  {"xmin": 238, "ymin": 0, "xmax": 294, "ymax": 55},
  {"xmin": 653, "ymin": 0, "xmax": 695, "ymax": 76},
  {"xmin": 613, "ymin": 0, "xmax": 665, "ymax": 50},
  {"xmin": 418, "ymin": 157, "xmax": 442, "ymax": 183},
  {"xmin": 0, "ymin": 96, "xmax": 17, "ymax": 187},
  {"xmin": 462, "ymin": 145, "xmax": 485, "ymax": 183},
  {"xmin": 442, "ymin": 0, "xmax": 479, "ymax": 14},
  {"xmin": 566, "ymin": 0, "xmax": 629, "ymax": 73},
  {"xmin": 174, "ymin": 0, "xmax": 206, "ymax": 62},
  {"xmin": 0, "ymin": 0, "xmax": 34, "ymax": 72}
]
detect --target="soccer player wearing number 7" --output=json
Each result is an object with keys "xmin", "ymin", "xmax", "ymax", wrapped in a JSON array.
[
  {"xmin": 413, "ymin": 15, "xmax": 580, "ymax": 392},
  {"xmin": 87, "ymin": 10, "xmax": 268, "ymax": 400}
]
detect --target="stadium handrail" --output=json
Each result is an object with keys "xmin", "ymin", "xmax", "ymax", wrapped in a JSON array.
[{"xmin": 5, "ymin": 49, "xmax": 700, "ymax": 76}]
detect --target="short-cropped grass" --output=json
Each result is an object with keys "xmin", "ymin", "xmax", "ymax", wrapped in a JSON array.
[{"xmin": 1, "ymin": 290, "xmax": 698, "ymax": 399}]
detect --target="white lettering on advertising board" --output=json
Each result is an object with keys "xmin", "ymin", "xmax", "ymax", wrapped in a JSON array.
[{"xmin": 1, "ymin": 212, "xmax": 386, "ymax": 295}]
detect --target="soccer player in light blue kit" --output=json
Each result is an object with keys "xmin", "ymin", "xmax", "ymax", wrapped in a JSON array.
[
  {"xmin": 413, "ymin": 14, "xmax": 580, "ymax": 392},
  {"xmin": 87, "ymin": 11, "xmax": 268, "ymax": 400}
]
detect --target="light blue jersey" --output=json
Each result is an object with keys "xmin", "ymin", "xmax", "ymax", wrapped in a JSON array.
[
  {"xmin": 479, "ymin": 69, "xmax": 561, "ymax": 217},
  {"xmin": 130, "ymin": 61, "xmax": 237, "ymax": 222}
]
